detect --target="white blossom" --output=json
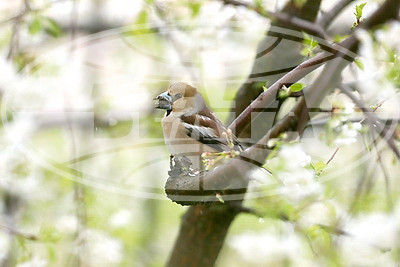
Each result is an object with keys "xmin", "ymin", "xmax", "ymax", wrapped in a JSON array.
[
  {"xmin": 108, "ymin": 209, "xmax": 133, "ymax": 228},
  {"xmin": 3, "ymin": 114, "xmax": 35, "ymax": 145},
  {"xmin": 17, "ymin": 257, "xmax": 47, "ymax": 267},
  {"xmin": 55, "ymin": 214, "xmax": 78, "ymax": 234},
  {"xmin": 229, "ymin": 226, "xmax": 304, "ymax": 265},
  {"xmin": 278, "ymin": 170, "xmax": 322, "ymax": 201},
  {"xmin": 334, "ymin": 123, "xmax": 362, "ymax": 146},
  {"xmin": 0, "ymin": 56, "xmax": 17, "ymax": 86},
  {"xmin": 77, "ymin": 229, "xmax": 123, "ymax": 266},
  {"xmin": 0, "ymin": 233, "xmax": 9, "ymax": 263},
  {"xmin": 271, "ymin": 145, "xmax": 322, "ymax": 201},
  {"xmin": 376, "ymin": 21, "xmax": 400, "ymax": 52},
  {"xmin": 355, "ymin": 29, "xmax": 395, "ymax": 102},
  {"xmin": 339, "ymin": 212, "xmax": 399, "ymax": 266},
  {"xmin": 0, "ymin": 146, "xmax": 44, "ymax": 200},
  {"xmin": 343, "ymin": 102, "xmax": 355, "ymax": 115},
  {"xmin": 297, "ymin": 200, "xmax": 344, "ymax": 228},
  {"xmin": 279, "ymin": 145, "xmax": 312, "ymax": 170}
]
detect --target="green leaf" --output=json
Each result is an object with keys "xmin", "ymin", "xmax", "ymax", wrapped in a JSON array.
[
  {"xmin": 278, "ymin": 90, "xmax": 289, "ymax": 99},
  {"xmin": 189, "ymin": 2, "xmax": 201, "ymax": 17},
  {"xmin": 43, "ymin": 17, "xmax": 63, "ymax": 38},
  {"xmin": 289, "ymin": 83, "xmax": 304, "ymax": 92},
  {"xmin": 354, "ymin": 58, "xmax": 364, "ymax": 70},
  {"xmin": 333, "ymin": 34, "xmax": 350, "ymax": 43},
  {"xmin": 354, "ymin": 3, "xmax": 367, "ymax": 20},
  {"xmin": 28, "ymin": 16, "xmax": 42, "ymax": 35},
  {"xmin": 311, "ymin": 161, "xmax": 327, "ymax": 175},
  {"xmin": 254, "ymin": 197, "xmax": 296, "ymax": 221},
  {"xmin": 216, "ymin": 193, "xmax": 224, "ymax": 203},
  {"xmin": 136, "ymin": 10, "xmax": 148, "ymax": 25},
  {"xmin": 40, "ymin": 225, "xmax": 61, "ymax": 242},
  {"xmin": 254, "ymin": 0, "xmax": 264, "ymax": 9},
  {"xmin": 303, "ymin": 33, "xmax": 318, "ymax": 47},
  {"xmin": 301, "ymin": 32, "xmax": 318, "ymax": 57},
  {"xmin": 306, "ymin": 225, "xmax": 332, "ymax": 250}
]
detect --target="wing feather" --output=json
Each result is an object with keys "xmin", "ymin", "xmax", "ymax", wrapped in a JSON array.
[{"xmin": 181, "ymin": 108, "xmax": 243, "ymax": 152}]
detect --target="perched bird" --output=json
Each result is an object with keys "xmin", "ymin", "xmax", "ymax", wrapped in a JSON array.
[{"xmin": 154, "ymin": 82, "xmax": 242, "ymax": 170}]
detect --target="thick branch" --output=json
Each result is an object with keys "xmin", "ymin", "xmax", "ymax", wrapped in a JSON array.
[{"xmin": 167, "ymin": 205, "xmax": 239, "ymax": 267}]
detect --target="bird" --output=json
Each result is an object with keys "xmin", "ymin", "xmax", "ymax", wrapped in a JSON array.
[{"xmin": 154, "ymin": 82, "xmax": 243, "ymax": 171}]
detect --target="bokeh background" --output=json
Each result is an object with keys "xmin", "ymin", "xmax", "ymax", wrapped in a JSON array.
[{"xmin": 0, "ymin": 0, "xmax": 399, "ymax": 266}]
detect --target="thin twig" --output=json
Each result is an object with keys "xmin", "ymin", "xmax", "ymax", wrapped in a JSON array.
[
  {"xmin": 221, "ymin": 0, "xmax": 327, "ymax": 39},
  {"xmin": 0, "ymin": 224, "xmax": 38, "ymax": 241},
  {"xmin": 324, "ymin": 95, "xmax": 387, "ymax": 167},
  {"xmin": 375, "ymin": 146, "xmax": 393, "ymax": 210},
  {"xmin": 326, "ymin": 147, "xmax": 340, "ymax": 165},
  {"xmin": 153, "ymin": 2, "xmax": 198, "ymax": 82},
  {"xmin": 339, "ymin": 84, "xmax": 400, "ymax": 159},
  {"xmin": 349, "ymin": 151, "xmax": 375, "ymax": 213},
  {"xmin": 6, "ymin": 0, "xmax": 31, "ymax": 59},
  {"xmin": 318, "ymin": 0, "xmax": 355, "ymax": 29},
  {"xmin": 0, "ymin": 0, "xmax": 69, "ymax": 27}
]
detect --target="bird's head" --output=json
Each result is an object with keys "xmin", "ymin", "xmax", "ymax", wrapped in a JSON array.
[{"xmin": 154, "ymin": 82, "xmax": 204, "ymax": 115}]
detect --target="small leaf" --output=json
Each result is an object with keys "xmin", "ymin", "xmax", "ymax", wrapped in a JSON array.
[
  {"xmin": 289, "ymin": 83, "xmax": 304, "ymax": 92},
  {"xmin": 333, "ymin": 34, "xmax": 350, "ymax": 43},
  {"xmin": 43, "ymin": 17, "xmax": 63, "ymax": 38},
  {"xmin": 216, "ymin": 193, "xmax": 225, "ymax": 203},
  {"xmin": 136, "ymin": 10, "xmax": 148, "ymax": 24},
  {"xmin": 311, "ymin": 161, "xmax": 327, "ymax": 175},
  {"xmin": 189, "ymin": 2, "xmax": 201, "ymax": 17},
  {"xmin": 28, "ymin": 16, "xmax": 42, "ymax": 35},
  {"xmin": 354, "ymin": 3, "xmax": 367, "ymax": 20},
  {"xmin": 354, "ymin": 58, "xmax": 364, "ymax": 70},
  {"xmin": 301, "ymin": 32, "xmax": 318, "ymax": 57},
  {"xmin": 278, "ymin": 90, "xmax": 289, "ymax": 99}
]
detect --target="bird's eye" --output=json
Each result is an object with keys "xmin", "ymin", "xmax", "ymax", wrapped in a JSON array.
[{"xmin": 172, "ymin": 93, "xmax": 183, "ymax": 102}]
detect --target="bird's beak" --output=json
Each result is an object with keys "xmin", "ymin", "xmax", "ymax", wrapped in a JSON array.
[{"xmin": 154, "ymin": 91, "xmax": 172, "ymax": 110}]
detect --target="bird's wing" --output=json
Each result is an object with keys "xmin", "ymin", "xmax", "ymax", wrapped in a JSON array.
[
  {"xmin": 197, "ymin": 107, "xmax": 244, "ymax": 151},
  {"xmin": 181, "ymin": 108, "xmax": 243, "ymax": 152}
]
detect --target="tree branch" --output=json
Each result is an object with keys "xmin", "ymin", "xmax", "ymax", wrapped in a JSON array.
[
  {"xmin": 318, "ymin": 0, "xmax": 355, "ymax": 29},
  {"xmin": 339, "ymin": 84, "xmax": 400, "ymax": 159},
  {"xmin": 225, "ymin": 0, "xmax": 322, "ymax": 141},
  {"xmin": 221, "ymin": 0, "xmax": 326, "ymax": 38},
  {"xmin": 228, "ymin": 36, "xmax": 357, "ymax": 137}
]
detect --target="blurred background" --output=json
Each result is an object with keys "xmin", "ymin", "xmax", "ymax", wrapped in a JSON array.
[{"xmin": 0, "ymin": 0, "xmax": 399, "ymax": 266}]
